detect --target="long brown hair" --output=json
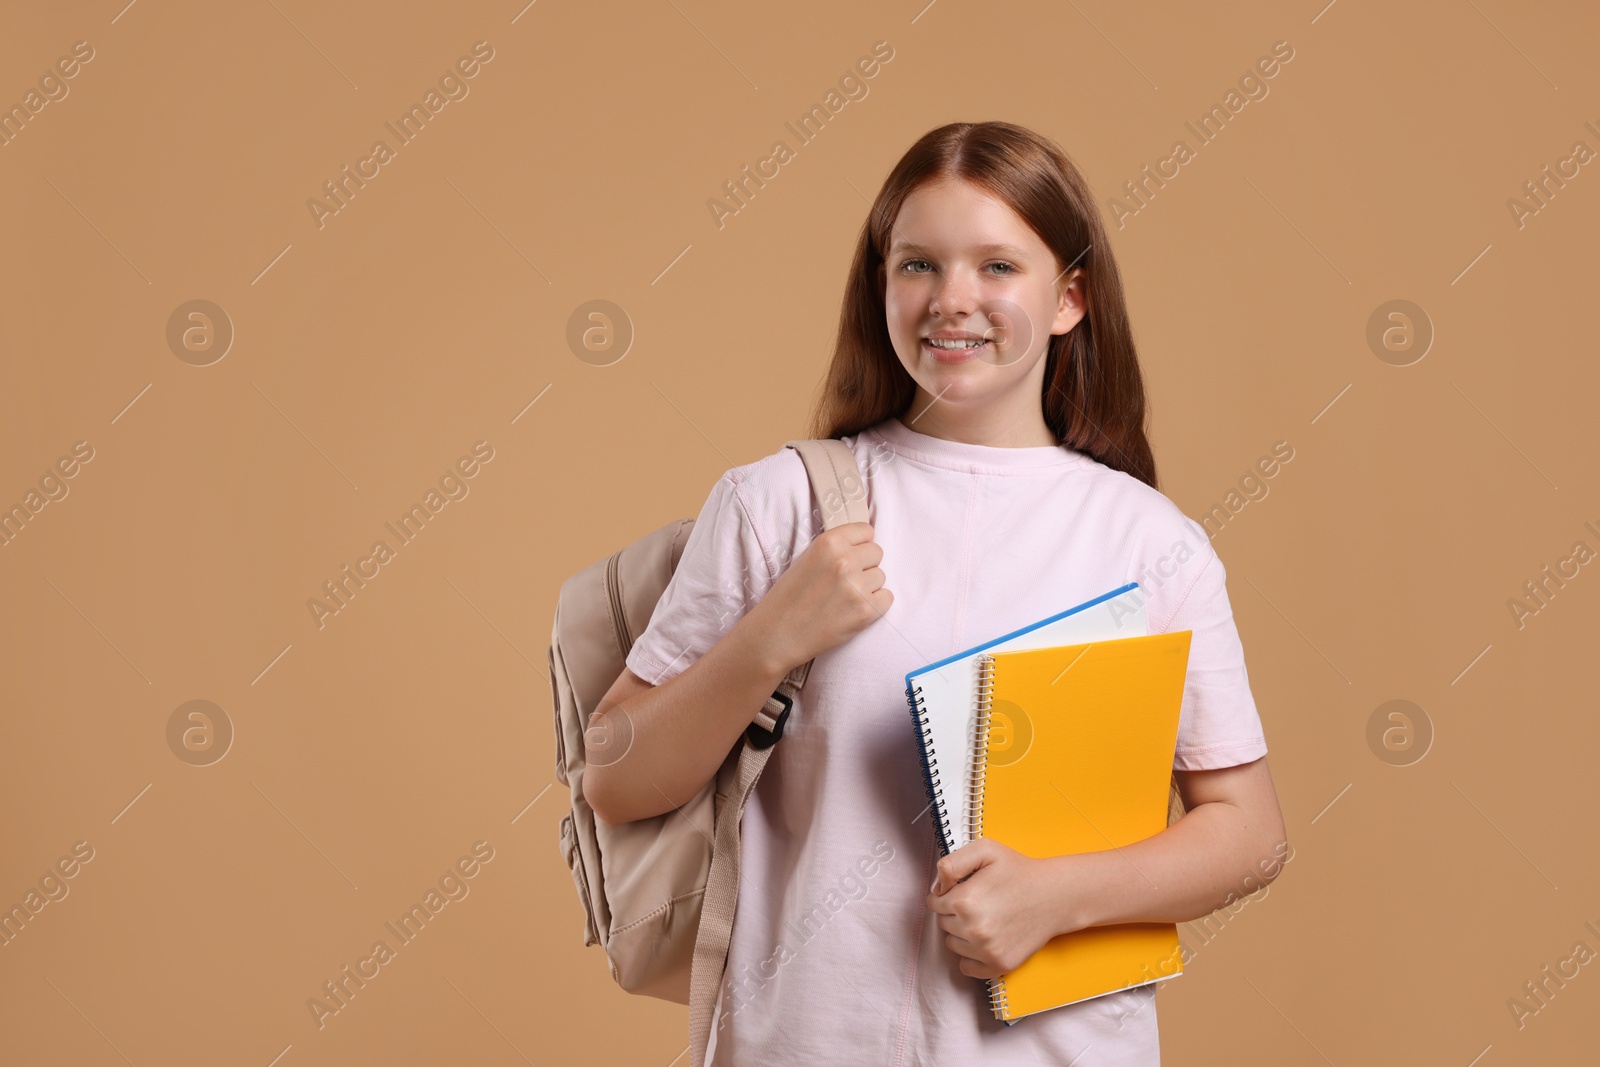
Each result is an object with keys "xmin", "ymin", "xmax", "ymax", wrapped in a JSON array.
[{"xmin": 805, "ymin": 121, "xmax": 1158, "ymax": 489}]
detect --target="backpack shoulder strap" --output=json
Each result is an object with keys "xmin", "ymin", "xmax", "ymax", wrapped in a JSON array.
[
  {"xmin": 783, "ymin": 437, "xmax": 870, "ymax": 530},
  {"xmin": 742, "ymin": 437, "xmax": 870, "ymax": 739},
  {"xmin": 687, "ymin": 437, "xmax": 868, "ymax": 1067}
]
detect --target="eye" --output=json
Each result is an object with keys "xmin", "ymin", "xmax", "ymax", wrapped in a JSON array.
[{"xmin": 895, "ymin": 258, "xmax": 1017, "ymax": 275}]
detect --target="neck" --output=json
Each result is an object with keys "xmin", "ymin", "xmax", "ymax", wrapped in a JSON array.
[{"xmin": 897, "ymin": 397, "xmax": 1056, "ymax": 449}]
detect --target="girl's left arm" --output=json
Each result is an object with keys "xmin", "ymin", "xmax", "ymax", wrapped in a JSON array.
[
  {"xmin": 1068, "ymin": 755, "xmax": 1291, "ymax": 927},
  {"xmin": 927, "ymin": 756, "xmax": 1289, "ymax": 978}
]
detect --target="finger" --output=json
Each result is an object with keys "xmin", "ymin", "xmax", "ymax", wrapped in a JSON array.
[
  {"xmin": 833, "ymin": 521, "xmax": 876, "ymax": 545},
  {"xmin": 934, "ymin": 840, "xmax": 992, "ymax": 893},
  {"xmin": 944, "ymin": 932, "xmax": 979, "ymax": 957},
  {"xmin": 933, "ymin": 910, "xmax": 971, "ymax": 939},
  {"xmin": 852, "ymin": 539, "xmax": 884, "ymax": 568},
  {"xmin": 846, "ymin": 578, "xmax": 890, "ymax": 621},
  {"xmin": 958, "ymin": 956, "xmax": 1002, "ymax": 981}
]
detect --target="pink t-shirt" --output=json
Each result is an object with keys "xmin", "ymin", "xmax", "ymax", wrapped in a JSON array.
[{"xmin": 625, "ymin": 415, "xmax": 1269, "ymax": 1066}]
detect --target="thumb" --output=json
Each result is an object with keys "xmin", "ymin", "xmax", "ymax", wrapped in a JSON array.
[{"xmin": 932, "ymin": 839, "xmax": 994, "ymax": 895}]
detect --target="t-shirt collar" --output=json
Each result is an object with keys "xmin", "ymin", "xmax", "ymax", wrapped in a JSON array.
[{"xmin": 864, "ymin": 415, "xmax": 1085, "ymax": 471}]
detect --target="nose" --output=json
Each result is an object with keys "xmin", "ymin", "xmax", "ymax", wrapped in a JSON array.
[{"xmin": 929, "ymin": 271, "xmax": 979, "ymax": 319}]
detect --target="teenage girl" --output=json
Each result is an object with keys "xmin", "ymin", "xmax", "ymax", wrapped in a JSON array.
[{"xmin": 586, "ymin": 120, "xmax": 1289, "ymax": 1066}]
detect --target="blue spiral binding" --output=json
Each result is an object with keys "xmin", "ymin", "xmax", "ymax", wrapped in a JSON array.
[{"xmin": 904, "ymin": 680, "xmax": 957, "ymax": 857}]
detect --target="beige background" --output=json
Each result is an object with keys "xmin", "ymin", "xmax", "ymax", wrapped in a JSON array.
[{"xmin": 2, "ymin": 0, "xmax": 1597, "ymax": 1063}]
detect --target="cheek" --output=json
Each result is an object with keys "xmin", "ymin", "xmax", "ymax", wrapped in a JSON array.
[
  {"xmin": 993, "ymin": 294, "xmax": 1044, "ymax": 350},
  {"xmin": 883, "ymin": 286, "xmax": 927, "ymax": 350},
  {"xmin": 883, "ymin": 280, "xmax": 920, "ymax": 324},
  {"xmin": 1024, "ymin": 288, "xmax": 1064, "ymax": 337}
]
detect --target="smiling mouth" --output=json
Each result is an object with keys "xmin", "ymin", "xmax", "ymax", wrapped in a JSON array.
[{"xmin": 922, "ymin": 337, "xmax": 991, "ymax": 361}]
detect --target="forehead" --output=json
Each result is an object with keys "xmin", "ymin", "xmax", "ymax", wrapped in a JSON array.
[{"xmin": 887, "ymin": 179, "xmax": 1043, "ymax": 257}]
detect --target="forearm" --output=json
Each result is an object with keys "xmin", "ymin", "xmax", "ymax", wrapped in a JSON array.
[
  {"xmin": 1046, "ymin": 798, "xmax": 1289, "ymax": 932},
  {"xmin": 587, "ymin": 615, "xmax": 793, "ymax": 823}
]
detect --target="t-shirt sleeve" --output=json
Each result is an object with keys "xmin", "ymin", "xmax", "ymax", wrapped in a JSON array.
[
  {"xmin": 1155, "ymin": 522, "xmax": 1269, "ymax": 771},
  {"xmin": 624, "ymin": 471, "xmax": 776, "ymax": 687}
]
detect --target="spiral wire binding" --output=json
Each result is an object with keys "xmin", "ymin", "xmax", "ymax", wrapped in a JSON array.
[
  {"xmin": 987, "ymin": 977, "xmax": 1011, "ymax": 1020},
  {"xmin": 966, "ymin": 654, "xmax": 995, "ymax": 844},
  {"xmin": 905, "ymin": 681, "xmax": 956, "ymax": 856},
  {"xmin": 972, "ymin": 652, "xmax": 1008, "ymax": 1019}
]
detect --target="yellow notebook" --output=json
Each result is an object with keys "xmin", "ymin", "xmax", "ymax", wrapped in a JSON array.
[{"xmin": 974, "ymin": 630, "xmax": 1192, "ymax": 1022}]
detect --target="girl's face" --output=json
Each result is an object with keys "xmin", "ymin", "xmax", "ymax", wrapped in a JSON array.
[{"xmin": 878, "ymin": 178, "xmax": 1085, "ymax": 433}]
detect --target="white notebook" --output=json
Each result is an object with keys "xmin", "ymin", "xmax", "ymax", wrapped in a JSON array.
[{"xmin": 903, "ymin": 583, "xmax": 1150, "ymax": 856}]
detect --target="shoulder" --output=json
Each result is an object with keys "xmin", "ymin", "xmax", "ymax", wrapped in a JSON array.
[
  {"xmin": 1067, "ymin": 453, "xmax": 1208, "ymax": 554},
  {"xmin": 721, "ymin": 442, "xmax": 809, "ymax": 529},
  {"xmin": 718, "ymin": 433, "xmax": 877, "ymax": 565},
  {"xmin": 725, "ymin": 431, "xmax": 878, "ymax": 489},
  {"xmin": 724, "ymin": 441, "xmax": 806, "ymax": 496},
  {"xmin": 710, "ymin": 441, "xmax": 820, "ymax": 580},
  {"xmin": 1064, "ymin": 453, "xmax": 1220, "ymax": 620}
]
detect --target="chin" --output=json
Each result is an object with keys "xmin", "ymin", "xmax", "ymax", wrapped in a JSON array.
[{"xmin": 916, "ymin": 378, "xmax": 994, "ymax": 405}]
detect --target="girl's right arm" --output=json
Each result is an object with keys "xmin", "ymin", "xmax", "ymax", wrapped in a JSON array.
[{"xmin": 583, "ymin": 520, "xmax": 891, "ymax": 826}]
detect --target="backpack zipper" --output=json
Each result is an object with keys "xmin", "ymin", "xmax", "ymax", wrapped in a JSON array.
[{"xmin": 604, "ymin": 550, "xmax": 633, "ymax": 655}]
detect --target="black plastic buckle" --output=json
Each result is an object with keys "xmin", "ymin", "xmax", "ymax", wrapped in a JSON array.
[{"xmin": 746, "ymin": 689, "xmax": 793, "ymax": 749}]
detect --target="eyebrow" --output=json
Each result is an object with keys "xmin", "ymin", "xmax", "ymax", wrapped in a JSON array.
[{"xmin": 887, "ymin": 241, "xmax": 1031, "ymax": 258}]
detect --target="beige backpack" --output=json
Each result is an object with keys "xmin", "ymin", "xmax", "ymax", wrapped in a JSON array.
[{"xmin": 550, "ymin": 438, "xmax": 870, "ymax": 1067}]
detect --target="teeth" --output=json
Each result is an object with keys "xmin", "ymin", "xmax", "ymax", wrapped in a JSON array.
[{"xmin": 926, "ymin": 338, "xmax": 984, "ymax": 349}]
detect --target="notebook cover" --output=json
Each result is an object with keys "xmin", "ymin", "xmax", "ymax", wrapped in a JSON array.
[
  {"xmin": 903, "ymin": 583, "xmax": 1150, "ymax": 858},
  {"xmin": 977, "ymin": 631, "xmax": 1192, "ymax": 1022}
]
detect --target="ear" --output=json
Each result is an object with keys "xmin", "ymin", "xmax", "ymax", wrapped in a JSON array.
[{"xmin": 1052, "ymin": 269, "xmax": 1087, "ymax": 336}]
